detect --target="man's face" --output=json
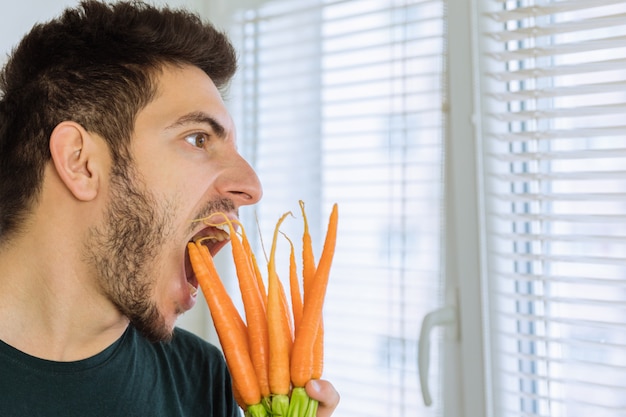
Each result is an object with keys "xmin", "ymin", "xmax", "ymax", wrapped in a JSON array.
[{"xmin": 87, "ymin": 64, "xmax": 262, "ymax": 342}]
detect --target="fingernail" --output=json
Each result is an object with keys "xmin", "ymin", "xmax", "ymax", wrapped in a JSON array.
[{"xmin": 308, "ymin": 379, "xmax": 321, "ymax": 392}]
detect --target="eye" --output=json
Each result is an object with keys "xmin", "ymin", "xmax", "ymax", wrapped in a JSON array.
[{"xmin": 184, "ymin": 132, "xmax": 210, "ymax": 149}]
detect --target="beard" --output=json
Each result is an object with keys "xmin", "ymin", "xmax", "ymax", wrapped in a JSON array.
[
  {"xmin": 85, "ymin": 160, "xmax": 236, "ymax": 343},
  {"xmin": 85, "ymin": 161, "xmax": 174, "ymax": 343}
]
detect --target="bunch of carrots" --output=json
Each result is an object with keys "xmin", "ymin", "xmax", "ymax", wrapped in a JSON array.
[{"xmin": 187, "ymin": 201, "xmax": 338, "ymax": 417}]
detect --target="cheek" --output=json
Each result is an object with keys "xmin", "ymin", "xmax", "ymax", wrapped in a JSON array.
[
  {"xmin": 150, "ymin": 254, "xmax": 185, "ymax": 310},
  {"xmin": 169, "ymin": 166, "xmax": 219, "ymax": 211},
  {"xmin": 147, "ymin": 205, "xmax": 191, "ymax": 306}
]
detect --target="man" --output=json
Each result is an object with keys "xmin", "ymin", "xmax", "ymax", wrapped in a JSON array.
[{"xmin": 0, "ymin": 1, "xmax": 339, "ymax": 416}]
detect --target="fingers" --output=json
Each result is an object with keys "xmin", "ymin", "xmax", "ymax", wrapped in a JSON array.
[{"xmin": 304, "ymin": 379, "xmax": 340, "ymax": 417}]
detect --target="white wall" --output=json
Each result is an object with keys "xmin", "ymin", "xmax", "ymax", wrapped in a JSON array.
[
  {"xmin": 1, "ymin": 1, "xmax": 74, "ymax": 59},
  {"xmin": 1, "ymin": 0, "xmax": 212, "ymax": 61}
]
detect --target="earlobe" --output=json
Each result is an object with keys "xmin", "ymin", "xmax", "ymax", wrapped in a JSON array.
[{"xmin": 49, "ymin": 122, "xmax": 100, "ymax": 201}]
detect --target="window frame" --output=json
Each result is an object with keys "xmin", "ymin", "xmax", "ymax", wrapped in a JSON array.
[{"xmin": 443, "ymin": 0, "xmax": 491, "ymax": 416}]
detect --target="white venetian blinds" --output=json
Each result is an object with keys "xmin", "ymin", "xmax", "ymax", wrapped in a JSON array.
[
  {"xmin": 227, "ymin": 1, "xmax": 447, "ymax": 416},
  {"xmin": 478, "ymin": 0, "xmax": 626, "ymax": 415}
]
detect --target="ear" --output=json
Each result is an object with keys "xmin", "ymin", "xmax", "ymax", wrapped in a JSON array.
[{"xmin": 49, "ymin": 121, "xmax": 101, "ymax": 201}]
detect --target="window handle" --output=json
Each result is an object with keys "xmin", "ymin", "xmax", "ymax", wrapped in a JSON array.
[{"xmin": 418, "ymin": 305, "xmax": 458, "ymax": 406}]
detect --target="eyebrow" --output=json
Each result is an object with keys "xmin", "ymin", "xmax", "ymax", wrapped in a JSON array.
[{"xmin": 164, "ymin": 111, "xmax": 227, "ymax": 139}]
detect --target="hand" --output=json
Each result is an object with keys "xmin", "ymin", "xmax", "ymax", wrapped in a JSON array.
[{"xmin": 305, "ymin": 379, "xmax": 340, "ymax": 417}]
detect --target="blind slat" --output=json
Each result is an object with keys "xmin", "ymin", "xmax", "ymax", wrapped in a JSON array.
[
  {"xmin": 495, "ymin": 311, "xmax": 626, "ymax": 331},
  {"xmin": 493, "ymin": 171, "xmax": 626, "ymax": 181},
  {"xmin": 491, "ymin": 251, "xmax": 626, "ymax": 266},
  {"xmin": 491, "ymin": 192, "xmax": 626, "ymax": 202},
  {"xmin": 496, "ymin": 291, "xmax": 626, "ymax": 308},
  {"xmin": 487, "ymin": 0, "xmax": 626, "ymax": 22},
  {"xmin": 487, "ymin": 57, "xmax": 626, "ymax": 82},
  {"xmin": 488, "ymin": 148, "xmax": 626, "ymax": 160},
  {"xmin": 493, "ymin": 212, "xmax": 626, "ymax": 223},
  {"xmin": 493, "ymin": 232, "xmax": 626, "ymax": 243},
  {"xmin": 490, "ymin": 102, "xmax": 626, "ymax": 122},
  {"xmin": 488, "ymin": 35, "xmax": 626, "ymax": 63},
  {"xmin": 485, "ymin": 13, "xmax": 626, "ymax": 42},
  {"xmin": 490, "ymin": 80, "xmax": 626, "ymax": 101},
  {"xmin": 496, "ymin": 330, "xmax": 626, "ymax": 350},
  {"xmin": 497, "ymin": 272, "xmax": 626, "ymax": 286}
]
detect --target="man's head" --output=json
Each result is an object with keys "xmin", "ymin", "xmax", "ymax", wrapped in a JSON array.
[
  {"xmin": 0, "ymin": 1, "xmax": 262, "ymax": 342},
  {"xmin": 0, "ymin": 0, "xmax": 236, "ymax": 241}
]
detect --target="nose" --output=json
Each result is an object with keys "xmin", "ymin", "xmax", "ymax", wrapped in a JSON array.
[{"xmin": 216, "ymin": 152, "xmax": 263, "ymax": 208}]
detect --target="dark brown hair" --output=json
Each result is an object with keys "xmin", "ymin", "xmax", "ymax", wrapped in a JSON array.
[{"xmin": 0, "ymin": 0, "xmax": 237, "ymax": 241}]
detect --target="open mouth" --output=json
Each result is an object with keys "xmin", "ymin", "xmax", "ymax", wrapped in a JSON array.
[{"xmin": 184, "ymin": 223, "xmax": 231, "ymax": 293}]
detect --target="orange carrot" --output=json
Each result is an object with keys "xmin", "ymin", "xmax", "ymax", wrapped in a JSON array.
[
  {"xmin": 311, "ymin": 316, "xmax": 324, "ymax": 379},
  {"xmin": 283, "ymin": 233, "xmax": 303, "ymax": 330},
  {"xmin": 216, "ymin": 216, "xmax": 271, "ymax": 399},
  {"xmin": 299, "ymin": 201, "xmax": 324, "ymax": 380},
  {"xmin": 266, "ymin": 212, "xmax": 293, "ymax": 396},
  {"xmin": 299, "ymin": 200, "xmax": 316, "ymax": 293},
  {"xmin": 240, "ymin": 223, "xmax": 267, "ymax": 309},
  {"xmin": 290, "ymin": 203, "xmax": 338, "ymax": 387},
  {"xmin": 193, "ymin": 242, "xmax": 248, "ymax": 346},
  {"xmin": 232, "ymin": 384, "xmax": 247, "ymax": 411},
  {"xmin": 277, "ymin": 274, "xmax": 295, "ymax": 341},
  {"xmin": 187, "ymin": 242, "xmax": 261, "ymax": 406}
]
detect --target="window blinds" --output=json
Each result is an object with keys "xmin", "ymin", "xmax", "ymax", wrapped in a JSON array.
[
  {"xmin": 227, "ymin": 1, "xmax": 447, "ymax": 416},
  {"xmin": 479, "ymin": 1, "xmax": 626, "ymax": 415}
]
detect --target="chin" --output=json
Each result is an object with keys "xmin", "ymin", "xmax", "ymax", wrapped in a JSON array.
[
  {"xmin": 127, "ymin": 302, "xmax": 177, "ymax": 343},
  {"xmin": 135, "ymin": 321, "xmax": 175, "ymax": 343}
]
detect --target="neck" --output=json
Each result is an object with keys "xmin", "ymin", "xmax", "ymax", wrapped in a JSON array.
[{"xmin": 0, "ymin": 214, "xmax": 128, "ymax": 362}]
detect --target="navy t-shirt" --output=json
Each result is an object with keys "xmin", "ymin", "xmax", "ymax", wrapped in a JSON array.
[{"xmin": 0, "ymin": 325, "xmax": 240, "ymax": 416}]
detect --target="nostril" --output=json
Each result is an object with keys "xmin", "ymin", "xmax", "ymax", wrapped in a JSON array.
[
  {"xmin": 229, "ymin": 176, "xmax": 262, "ymax": 205},
  {"xmin": 233, "ymin": 190, "xmax": 255, "ymax": 200},
  {"xmin": 231, "ymin": 190, "xmax": 251, "ymax": 199}
]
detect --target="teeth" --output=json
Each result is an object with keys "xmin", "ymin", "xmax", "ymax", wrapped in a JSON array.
[
  {"xmin": 189, "ymin": 282, "xmax": 198, "ymax": 297},
  {"xmin": 215, "ymin": 224, "xmax": 230, "ymax": 234},
  {"xmin": 193, "ymin": 225, "xmax": 230, "ymax": 244},
  {"xmin": 211, "ymin": 228, "xmax": 229, "ymax": 241}
]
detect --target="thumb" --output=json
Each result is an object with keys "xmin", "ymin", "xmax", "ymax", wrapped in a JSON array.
[{"xmin": 305, "ymin": 379, "xmax": 340, "ymax": 416}]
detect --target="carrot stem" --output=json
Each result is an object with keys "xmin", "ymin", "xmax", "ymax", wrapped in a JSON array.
[
  {"xmin": 271, "ymin": 393, "xmax": 290, "ymax": 417},
  {"xmin": 245, "ymin": 403, "xmax": 270, "ymax": 417},
  {"xmin": 286, "ymin": 387, "xmax": 316, "ymax": 417}
]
